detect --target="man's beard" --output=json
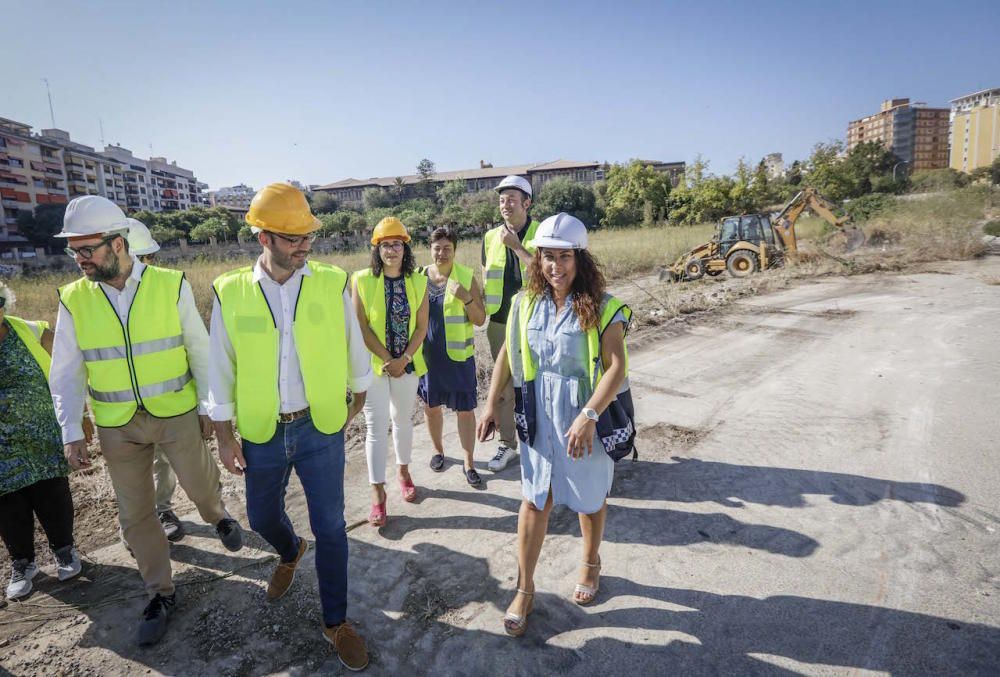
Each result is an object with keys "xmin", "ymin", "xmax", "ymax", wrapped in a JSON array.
[
  {"xmin": 84, "ymin": 255, "xmax": 120, "ymax": 282},
  {"xmin": 273, "ymin": 249, "xmax": 307, "ymax": 271}
]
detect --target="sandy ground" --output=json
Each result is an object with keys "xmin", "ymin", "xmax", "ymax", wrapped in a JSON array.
[{"xmin": 1, "ymin": 258, "xmax": 999, "ymax": 676}]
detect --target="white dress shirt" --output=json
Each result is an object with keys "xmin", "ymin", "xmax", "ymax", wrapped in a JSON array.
[
  {"xmin": 49, "ymin": 257, "xmax": 213, "ymax": 444},
  {"xmin": 208, "ymin": 257, "xmax": 372, "ymax": 422}
]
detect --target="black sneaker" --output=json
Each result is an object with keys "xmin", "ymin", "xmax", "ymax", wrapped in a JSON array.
[
  {"xmin": 215, "ymin": 517, "xmax": 244, "ymax": 552},
  {"xmin": 158, "ymin": 510, "xmax": 185, "ymax": 542},
  {"xmin": 137, "ymin": 593, "xmax": 176, "ymax": 646}
]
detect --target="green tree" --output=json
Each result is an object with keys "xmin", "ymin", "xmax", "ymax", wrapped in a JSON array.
[
  {"xmin": 363, "ymin": 187, "xmax": 392, "ymax": 211},
  {"xmin": 149, "ymin": 225, "xmax": 185, "ymax": 245},
  {"xmin": 309, "ymin": 191, "xmax": 339, "ymax": 214},
  {"xmin": 805, "ymin": 140, "xmax": 900, "ymax": 202},
  {"xmin": 15, "ymin": 204, "xmax": 66, "ymax": 249},
  {"xmin": 130, "ymin": 209, "xmax": 160, "ymax": 229},
  {"xmin": 391, "ymin": 177, "xmax": 407, "ymax": 203},
  {"xmin": 602, "ymin": 160, "xmax": 672, "ymax": 227},
  {"xmin": 436, "ymin": 179, "xmax": 467, "ymax": 206},
  {"xmin": 532, "ymin": 178, "xmax": 601, "ymax": 225},
  {"xmin": 188, "ymin": 216, "xmax": 230, "ymax": 243},
  {"xmin": 416, "ymin": 158, "xmax": 436, "ymax": 198}
]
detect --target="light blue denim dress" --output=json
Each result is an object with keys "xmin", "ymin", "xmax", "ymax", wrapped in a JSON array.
[{"xmin": 519, "ymin": 294, "xmax": 626, "ymax": 514}]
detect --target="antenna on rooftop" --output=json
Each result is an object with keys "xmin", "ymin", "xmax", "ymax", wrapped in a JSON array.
[{"xmin": 42, "ymin": 78, "xmax": 55, "ymax": 127}]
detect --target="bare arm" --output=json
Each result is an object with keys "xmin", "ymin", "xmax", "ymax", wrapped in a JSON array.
[
  {"xmin": 404, "ymin": 286, "xmax": 429, "ymax": 358},
  {"xmin": 465, "ymin": 277, "xmax": 487, "ymax": 327},
  {"xmin": 565, "ymin": 322, "xmax": 627, "ymax": 458},
  {"xmin": 477, "ymin": 341, "xmax": 513, "ymax": 441}
]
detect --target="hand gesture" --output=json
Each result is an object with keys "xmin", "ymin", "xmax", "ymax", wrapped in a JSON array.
[
  {"xmin": 499, "ymin": 224, "xmax": 521, "ymax": 250},
  {"xmin": 384, "ymin": 357, "xmax": 407, "ymax": 378},
  {"xmin": 477, "ymin": 408, "xmax": 497, "ymax": 442},
  {"xmin": 218, "ymin": 435, "xmax": 247, "ymax": 476},
  {"xmin": 564, "ymin": 414, "xmax": 596, "ymax": 459},
  {"xmin": 64, "ymin": 440, "xmax": 91, "ymax": 470}
]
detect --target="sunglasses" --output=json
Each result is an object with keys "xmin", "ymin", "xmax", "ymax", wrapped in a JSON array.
[
  {"xmin": 268, "ymin": 232, "xmax": 317, "ymax": 247},
  {"xmin": 65, "ymin": 235, "xmax": 118, "ymax": 260}
]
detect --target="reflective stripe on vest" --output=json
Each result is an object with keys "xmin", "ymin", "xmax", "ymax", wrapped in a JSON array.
[
  {"xmin": 482, "ymin": 220, "xmax": 540, "ymax": 316},
  {"xmin": 353, "ymin": 268, "xmax": 428, "ymax": 377},
  {"xmin": 6, "ymin": 315, "xmax": 51, "ymax": 379},
  {"xmin": 442, "ymin": 262, "xmax": 475, "ymax": 362},
  {"xmin": 58, "ymin": 266, "xmax": 197, "ymax": 427},
  {"xmin": 213, "ymin": 261, "xmax": 350, "ymax": 444}
]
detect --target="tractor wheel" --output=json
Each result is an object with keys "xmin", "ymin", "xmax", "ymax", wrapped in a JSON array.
[
  {"xmin": 727, "ymin": 251, "xmax": 759, "ymax": 278},
  {"xmin": 684, "ymin": 258, "xmax": 706, "ymax": 281}
]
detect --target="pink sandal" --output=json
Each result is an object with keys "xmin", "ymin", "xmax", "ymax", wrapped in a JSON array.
[
  {"xmin": 368, "ymin": 501, "xmax": 387, "ymax": 527},
  {"xmin": 399, "ymin": 477, "xmax": 417, "ymax": 503}
]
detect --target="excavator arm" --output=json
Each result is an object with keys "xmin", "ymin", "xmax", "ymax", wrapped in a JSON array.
[{"xmin": 771, "ymin": 187, "xmax": 864, "ymax": 254}]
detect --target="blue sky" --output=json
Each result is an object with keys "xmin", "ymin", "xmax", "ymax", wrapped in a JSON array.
[{"xmin": 7, "ymin": 0, "xmax": 999, "ymax": 189}]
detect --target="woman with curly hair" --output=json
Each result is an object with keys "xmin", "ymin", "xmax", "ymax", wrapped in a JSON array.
[
  {"xmin": 353, "ymin": 217, "xmax": 429, "ymax": 528},
  {"xmin": 477, "ymin": 213, "xmax": 630, "ymax": 637}
]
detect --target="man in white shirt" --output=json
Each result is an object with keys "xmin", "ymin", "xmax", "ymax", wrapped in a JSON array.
[
  {"xmin": 49, "ymin": 196, "xmax": 243, "ymax": 647},
  {"xmin": 209, "ymin": 183, "xmax": 372, "ymax": 672}
]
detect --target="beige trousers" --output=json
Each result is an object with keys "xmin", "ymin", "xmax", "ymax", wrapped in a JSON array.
[
  {"xmin": 98, "ymin": 409, "xmax": 226, "ymax": 598},
  {"xmin": 487, "ymin": 321, "xmax": 517, "ymax": 449}
]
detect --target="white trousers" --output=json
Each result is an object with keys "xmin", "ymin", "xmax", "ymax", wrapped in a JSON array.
[{"xmin": 363, "ymin": 372, "xmax": 420, "ymax": 484}]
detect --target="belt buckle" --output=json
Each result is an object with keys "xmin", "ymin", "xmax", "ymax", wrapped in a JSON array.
[{"xmin": 278, "ymin": 407, "xmax": 309, "ymax": 423}]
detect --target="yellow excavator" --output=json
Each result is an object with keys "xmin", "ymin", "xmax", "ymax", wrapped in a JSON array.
[{"xmin": 666, "ymin": 187, "xmax": 866, "ymax": 281}]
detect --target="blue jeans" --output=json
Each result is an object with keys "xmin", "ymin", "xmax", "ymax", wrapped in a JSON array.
[{"xmin": 243, "ymin": 415, "xmax": 348, "ymax": 626}]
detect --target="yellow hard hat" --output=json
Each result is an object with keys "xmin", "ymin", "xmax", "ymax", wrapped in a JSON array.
[
  {"xmin": 370, "ymin": 216, "xmax": 411, "ymax": 245},
  {"xmin": 245, "ymin": 183, "xmax": 321, "ymax": 235}
]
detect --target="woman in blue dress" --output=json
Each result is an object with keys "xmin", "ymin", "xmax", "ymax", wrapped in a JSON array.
[
  {"xmin": 477, "ymin": 213, "xmax": 629, "ymax": 637},
  {"xmin": 418, "ymin": 227, "xmax": 487, "ymax": 486}
]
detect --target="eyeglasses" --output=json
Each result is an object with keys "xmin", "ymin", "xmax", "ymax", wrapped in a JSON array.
[
  {"xmin": 268, "ymin": 232, "xmax": 317, "ymax": 247},
  {"xmin": 64, "ymin": 235, "xmax": 117, "ymax": 260},
  {"xmin": 379, "ymin": 241, "xmax": 405, "ymax": 251}
]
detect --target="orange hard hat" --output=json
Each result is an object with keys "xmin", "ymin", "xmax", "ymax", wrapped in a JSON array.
[
  {"xmin": 245, "ymin": 183, "xmax": 321, "ymax": 235},
  {"xmin": 370, "ymin": 216, "xmax": 411, "ymax": 245}
]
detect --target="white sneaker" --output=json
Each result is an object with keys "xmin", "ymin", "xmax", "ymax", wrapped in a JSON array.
[
  {"xmin": 53, "ymin": 546, "xmax": 82, "ymax": 582},
  {"xmin": 487, "ymin": 445, "xmax": 518, "ymax": 472},
  {"xmin": 6, "ymin": 559, "xmax": 39, "ymax": 600}
]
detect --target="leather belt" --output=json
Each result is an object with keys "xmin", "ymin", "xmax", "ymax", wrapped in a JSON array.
[{"xmin": 278, "ymin": 407, "xmax": 310, "ymax": 423}]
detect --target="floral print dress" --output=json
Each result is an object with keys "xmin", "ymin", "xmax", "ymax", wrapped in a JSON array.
[{"xmin": 0, "ymin": 323, "xmax": 68, "ymax": 496}]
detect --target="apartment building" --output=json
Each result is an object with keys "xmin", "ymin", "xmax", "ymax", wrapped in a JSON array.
[
  {"xmin": 208, "ymin": 183, "xmax": 255, "ymax": 210},
  {"xmin": 950, "ymin": 88, "xmax": 1000, "ymax": 173},
  {"xmin": 847, "ymin": 98, "xmax": 950, "ymax": 171},
  {"xmin": 315, "ymin": 159, "xmax": 685, "ymax": 210},
  {"xmin": 0, "ymin": 117, "xmax": 68, "ymax": 255}
]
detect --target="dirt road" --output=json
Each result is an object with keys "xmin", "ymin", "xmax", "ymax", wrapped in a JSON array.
[{"xmin": 1, "ymin": 259, "xmax": 998, "ymax": 675}]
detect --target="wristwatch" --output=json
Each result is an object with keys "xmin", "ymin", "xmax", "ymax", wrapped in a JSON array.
[
  {"xmin": 402, "ymin": 353, "xmax": 413, "ymax": 364},
  {"xmin": 582, "ymin": 407, "xmax": 599, "ymax": 422}
]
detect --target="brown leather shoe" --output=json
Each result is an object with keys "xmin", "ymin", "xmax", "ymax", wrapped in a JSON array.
[
  {"xmin": 322, "ymin": 621, "xmax": 369, "ymax": 671},
  {"xmin": 266, "ymin": 537, "xmax": 307, "ymax": 601}
]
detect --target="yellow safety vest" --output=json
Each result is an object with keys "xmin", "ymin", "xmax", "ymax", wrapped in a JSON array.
[
  {"xmin": 6, "ymin": 315, "xmax": 50, "ymax": 379},
  {"xmin": 508, "ymin": 292, "xmax": 631, "ymax": 389},
  {"xmin": 440, "ymin": 262, "xmax": 475, "ymax": 362},
  {"xmin": 482, "ymin": 220, "xmax": 540, "ymax": 317},
  {"xmin": 353, "ymin": 268, "xmax": 428, "ymax": 377},
  {"xmin": 58, "ymin": 267, "xmax": 197, "ymax": 428},
  {"xmin": 213, "ymin": 261, "xmax": 350, "ymax": 444}
]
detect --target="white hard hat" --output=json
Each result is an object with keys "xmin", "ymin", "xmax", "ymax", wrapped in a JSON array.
[
  {"xmin": 494, "ymin": 175, "xmax": 532, "ymax": 198},
  {"xmin": 533, "ymin": 212, "xmax": 588, "ymax": 250},
  {"xmin": 57, "ymin": 195, "xmax": 129, "ymax": 238},
  {"xmin": 126, "ymin": 218, "xmax": 160, "ymax": 256}
]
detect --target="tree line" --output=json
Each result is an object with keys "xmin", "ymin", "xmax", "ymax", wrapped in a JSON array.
[{"xmin": 14, "ymin": 149, "xmax": 1000, "ymax": 252}]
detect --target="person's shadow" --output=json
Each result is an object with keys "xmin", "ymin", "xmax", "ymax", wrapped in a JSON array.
[
  {"xmin": 5, "ymin": 538, "xmax": 997, "ymax": 676},
  {"xmin": 613, "ymin": 456, "xmax": 966, "ymax": 509}
]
